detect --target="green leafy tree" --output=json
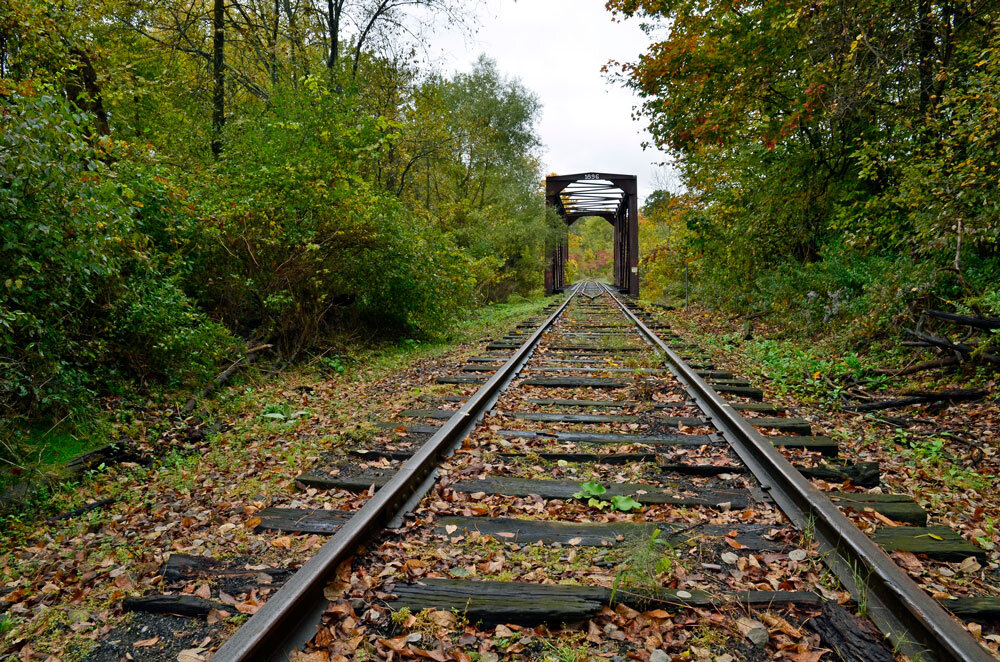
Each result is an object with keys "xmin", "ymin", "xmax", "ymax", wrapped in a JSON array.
[{"xmin": 609, "ymin": 0, "xmax": 1000, "ymax": 329}]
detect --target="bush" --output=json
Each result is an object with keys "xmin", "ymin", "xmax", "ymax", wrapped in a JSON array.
[
  {"xmin": 190, "ymin": 82, "xmax": 476, "ymax": 351},
  {"xmin": 0, "ymin": 94, "xmax": 236, "ymax": 425}
]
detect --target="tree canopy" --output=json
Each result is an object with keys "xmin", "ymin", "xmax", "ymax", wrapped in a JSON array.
[
  {"xmin": 610, "ymin": 0, "xmax": 1000, "ymax": 331},
  {"xmin": 0, "ymin": 0, "xmax": 556, "ymax": 435}
]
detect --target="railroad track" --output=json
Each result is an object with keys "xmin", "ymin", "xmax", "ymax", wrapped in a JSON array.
[{"xmin": 182, "ymin": 282, "xmax": 995, "ymax": 661}]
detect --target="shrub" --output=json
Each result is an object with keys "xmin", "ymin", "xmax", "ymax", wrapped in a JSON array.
[
  {"xmin": 0, "ymin": 94, "xmax": 236, "ymax": 427},
  {"xmin": 190, "ymin": 83, "xmax": 476, "ymax": 351}
]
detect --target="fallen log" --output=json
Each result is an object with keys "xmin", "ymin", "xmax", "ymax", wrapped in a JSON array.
[
  {"xmin": 924, "ymin": 309, "xmax": 1000, "ymax": 330},
  {"xmin": 123, "ymin": 594, "xmax": 226, "ymax": 618},
  {"xmin": 905, "ymin": 328, "xmax": 1000, "ymax": 365},
  {"xmin": 845, "ymin": 388, "xmax": 987, "ymax": 412},
  {"xmin": 182, "ymin": 343, "xmax": 271, "ymax": 415},
  {"xmin": 45, "ymin": 498, "xmax": 116, "ymax": 523},
  {"xmin": 872, "ymin": 356, "xmax": 960, "ymax": 377},
  {"xmin": 804, "ymin": 602, "xmax": 896, "ymax": 662}
]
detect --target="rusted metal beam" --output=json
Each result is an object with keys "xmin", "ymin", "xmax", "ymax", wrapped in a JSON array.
[{"xmin": 543, "ymin": 173, "xmax": 639, "ymax": 296}]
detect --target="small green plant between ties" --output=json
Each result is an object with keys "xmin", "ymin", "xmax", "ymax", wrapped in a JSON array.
[{"xmin": 572, "ymin": 481, "xmax": 642, "ymax": 512}]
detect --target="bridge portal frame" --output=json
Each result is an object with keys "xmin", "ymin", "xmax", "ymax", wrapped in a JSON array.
[{"xmin": 544, "ymin": 172, "xmax": 638, "ymax": 296}]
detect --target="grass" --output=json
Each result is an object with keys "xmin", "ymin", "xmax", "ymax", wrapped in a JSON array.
[
  {"xmin": 0, "ymin": 423, "xmax": 105, "ymax": 494},
  {"xmin": 689, "ymin": 623, "xmax": 729, "ymax": 648},
  {"xmin": 851, "ymin": 560, "xmax": 871, "ymax": 618},
  {"xmin": 539, "ymin": 633, "xmax": 592, "ymax": 661},
  {"xmin": 20, "ymin": 424, "xmax": 93, "ymax": 466},
  {"xmin": 610, "ymin": 529, "xmax": 679, "ymax": 604}
]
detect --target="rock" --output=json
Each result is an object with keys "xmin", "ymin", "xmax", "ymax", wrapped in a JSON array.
[
  {"xmin": 650, "ymin": 651, "xmax": 670, "ymax": 662},
  {"xmin": 736, "ymin": 616, "xmax": 768, "ymax": 648},
  {"xmin": 788, "ymin": 549, "xmax": 807, "ymax": 562},
  {"xmin": 480, "ymin": 653, "xmax": 499, "ymax": 662},
  {"xmin": 494, "ymin": 624, "xmax": 514, "ymax": 638},
  {"xmin": 720, "ymin": 552, "xmax": 739, "ymax": 565},
  {"xmin": 715, "ymin": 655, "xmax": 735, "ymax": 662}
]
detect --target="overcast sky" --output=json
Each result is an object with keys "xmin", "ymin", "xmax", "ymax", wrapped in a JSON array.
[{"xmin": 424, "ymin": 0, "xmax": 678, "ymax": 203}]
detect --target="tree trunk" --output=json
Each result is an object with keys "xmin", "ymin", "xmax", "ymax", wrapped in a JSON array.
[
  {"xmin": 327, "ymin": 0, "xmax": 341, "ymax": 70},
  {"xmin": 270, "ymin": 0, "xmax": 280, "ymax": 86},
  {"xmin": 65, "ymin": 48, "xmax": 110, "ymax": 136},
  {"xmin": 211, "ymin": 0, "xmax": 225, "ymax": 158},
  {"xmin": 916, "ymin": 0, "xmax": 933, "ymax": 113}
]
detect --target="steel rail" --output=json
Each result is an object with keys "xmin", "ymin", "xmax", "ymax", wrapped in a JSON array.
[
  {"xmin": 601, "ymin": 284, "xmax": 991, "ymax": 662},
  {"xmin": 212, "ymin": 286, "xmax": 580, "ymax": 662}
]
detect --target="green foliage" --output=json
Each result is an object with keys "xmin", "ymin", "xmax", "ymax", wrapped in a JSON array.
[
  {"xmin": 890, "ymin": 428, "xmax": 996, "ymax": 493},
  {"xmin": 0, "ymin": 94, "xmax": 236, "ymax": 429},
  {"xmin": 638, "ymin": 191, "xmax": 701, "ymax": 303},
  {"xmin": 572, "ymin": 481, "xmax": 607, "ymax": 499},
  {"xmin": 611, "ymin": 529, "xmax": 677, "ymax": 603},
  {"xmin": 567, "ymin": 216, "xmax": 614, "ymax": 283},
  {"xmin": 609, "ymin": 495, "xmax": 642, "ymax": 512},
  {"xmin": 0, "ymin": 1, "xmax": 550, "ymax": 472},
  {"xmin": 614, "ymin": 0, "xmax": 1000, "ymax": 336},
  {"xmin": 393, "ymin": 57, "xmax": 555, "ymax": 302},
  {"xmin": 193, "ymin": 82, "xmax": 475, "ymax": 347},
  {"xmin": 260, "ymin": 403, "xmax": 310, "ymax": 422},
  {"xmin": 572, "ymin": 482, "xmax": 642, "ymax": 512}
]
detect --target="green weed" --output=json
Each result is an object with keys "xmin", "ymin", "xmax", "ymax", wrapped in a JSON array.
[{"xmin": 611, "ymin": 529, "xmax": 679, "ymax": 604}]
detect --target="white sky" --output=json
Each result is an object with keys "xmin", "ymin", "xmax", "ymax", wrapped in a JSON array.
[{"xmin": 424, "ymin": 0, "xmax": 678, "ymax": 203}]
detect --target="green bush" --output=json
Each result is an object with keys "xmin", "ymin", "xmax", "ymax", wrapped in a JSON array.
[
  {"xmin": 191, "ymin": 82, "xmax": 475, "ymax": 350},
  {"xmin": 0, "ymin": 94, "xmax": 236, "ymax": 426}
]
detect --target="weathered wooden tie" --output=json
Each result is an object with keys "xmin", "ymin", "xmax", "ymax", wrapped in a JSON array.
[{"xmin": 385, "ymin": 579, "xmax": 821, "ymax": 627}]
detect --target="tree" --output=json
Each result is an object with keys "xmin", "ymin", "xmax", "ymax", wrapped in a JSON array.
[
  {"xmin": 212, "ymin": 0, "xmax": 225, "ymax": 157},
  {"xmin": 608, "ymin": 0, "xmax": 1000, "ymax": 323}
]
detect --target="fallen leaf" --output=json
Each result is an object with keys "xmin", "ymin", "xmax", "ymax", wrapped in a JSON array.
[
  {"xmin": 380, "ymin": 636, "xmax": 409, "ymax": 653},
  {"xmin": 430, "ymin": 610, "xmax": 457, "ymax": 628},
  {"xmin": 134, "ymin": 636, "xmax": 159, "ymax": 648},
  {"xmin": 236, "ymin": 601, "xmax": 260, "ymax": 614},
  {"xmin": 788, "ymin": 549, "xmax": 807, "ymax": 562},
  {"xmin": 207, "ymin": 608, "xmax": 230, "ymax": 625},
  {"xmin": 787, "ymin": 652, "xmax": 825, "ymax": 662},
  {"xmin": 870, "ymin": 509, "xmax": 900, "ymax": 526},
  {"xmin": 643, "ymin": 609, "xmax": 672, "ymax": 619},
  {"xmin": 959, "ymin": 556, "xmax": 982, "ymax": 574},
  {"xmin": 289, "ymin": 651, "xmax": 330, "ymax": 662},
  {"xmin": 177, "ymin": 649, "xmax": 206, "ymax": 662}
]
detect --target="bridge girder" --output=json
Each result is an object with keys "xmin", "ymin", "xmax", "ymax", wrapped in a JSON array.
[{"xmin": 544, "ymin": 172, "xmax": 638, "ymax": 296}]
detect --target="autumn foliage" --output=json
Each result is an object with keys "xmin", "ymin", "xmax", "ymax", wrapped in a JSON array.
[{"xmin": 609, "ymin": 0, "xmax": 1000, "ymax": 332}]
